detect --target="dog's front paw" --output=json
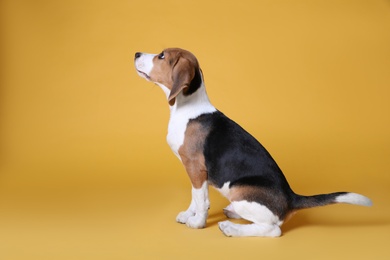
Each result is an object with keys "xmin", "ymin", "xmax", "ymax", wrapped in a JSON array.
[
  {"xmin": 176, "ymin": 210, "xmax": 195, "ymax": 224},
  {"xmin": 186, "ymin": 214, "xmax": 207, "ymax": 229}
]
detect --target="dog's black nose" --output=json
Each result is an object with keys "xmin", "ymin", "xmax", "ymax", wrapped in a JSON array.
[{"xmin": 135, "ymin": 52, "xmax": 141, "ymax": 59}]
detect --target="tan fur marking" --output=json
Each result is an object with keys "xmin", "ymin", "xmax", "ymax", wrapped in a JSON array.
[
  {"xmin": 229, "ymin": 186, "xmax": 256, "ymax": 202},
  {"xmin": 148, "ymin": 50, "xmax": 180, "ymax": 90},
  {"xmin": 229, "ymin": 185, "xmax": 290, "ymax": 220},
  {"xmin": 178, "ymin": 121, "xmax": 209, "ymax": 189},
  {"xmin": 230, "ymin": 186, "xmax": 286, "ymax": 204},
  {"xmin": 148, "ymin": 49, "xmax": 199, "ymax": 89}
]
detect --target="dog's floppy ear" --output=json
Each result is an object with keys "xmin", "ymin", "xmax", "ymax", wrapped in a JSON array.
[{"xmin": 168, "ymin": 57, "xmax": 195, "ymax": 106}]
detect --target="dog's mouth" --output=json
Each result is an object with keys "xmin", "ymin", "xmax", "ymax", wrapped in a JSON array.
[{"xmin": 136, "ymin": 70, "xmax": 151, "ymax": 80}]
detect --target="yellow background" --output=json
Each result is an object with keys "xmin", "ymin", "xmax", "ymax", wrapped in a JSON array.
[{"xmin": 1, "ymin": 0, "xmax": 389, "ymax": 259}]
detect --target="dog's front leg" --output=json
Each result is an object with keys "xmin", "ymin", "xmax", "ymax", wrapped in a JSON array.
[{"xmin": 176, "ymin": 181, "xmax": 209, "ymax": 228}]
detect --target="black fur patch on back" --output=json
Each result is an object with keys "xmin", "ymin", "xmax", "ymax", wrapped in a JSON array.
[{"xmin": 191, "ymin": 111, "xmax": 295, "ymax": 219}]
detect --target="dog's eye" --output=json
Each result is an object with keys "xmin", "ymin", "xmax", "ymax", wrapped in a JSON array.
[{"xmin": 158, "ymin": 52, "xmax": 165, "ymax": 59}]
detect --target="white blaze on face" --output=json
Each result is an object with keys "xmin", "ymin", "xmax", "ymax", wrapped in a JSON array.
[{"xmin": 135, "ymin": 53, "xmax": 156, "ymax": 80}]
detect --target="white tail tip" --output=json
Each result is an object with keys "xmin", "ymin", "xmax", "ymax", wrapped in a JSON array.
[{"xmin": 335, "ymin": 193, "xmax": 372, "ymax": 207}]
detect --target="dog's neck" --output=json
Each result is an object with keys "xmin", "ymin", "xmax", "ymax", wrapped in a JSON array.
[
  {"xmin": 157, "ymin": 82, "xmax": 216, "ymax": 116},
  {"xmin": 164, "ymin": 81, "xmax": 217, "ymax": 159},
  {"xmin": 174, "ymin": 83, "xmax": 213, "ymax": 109}
]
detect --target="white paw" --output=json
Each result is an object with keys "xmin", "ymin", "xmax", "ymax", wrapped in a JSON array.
[
  {"xmin": 219, "ymin": 221, "xmax": 282, "ymax": 237},
  {"xmin": 176, "ymin": 210, "xmax": 195, "ymax": 224},
  {"xmin": 186, "ymin": 214, "xmax": 207, "ymax": 229},
  {"xmin": 218, "ymin": 221, "xmax": 236, "ymax": 237}
]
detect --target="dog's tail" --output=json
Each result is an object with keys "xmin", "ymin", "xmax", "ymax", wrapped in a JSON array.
[{"xmin": 292, "ymin": 192, "xmax": 372, "ymax": 210}]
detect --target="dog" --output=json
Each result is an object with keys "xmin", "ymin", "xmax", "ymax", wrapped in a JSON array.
[{"xmin": 134, "ymin": 48, "xmax": 372, "ymax": 237}]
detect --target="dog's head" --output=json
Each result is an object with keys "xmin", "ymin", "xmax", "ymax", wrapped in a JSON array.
[{"xmin": 134, "ymin": 48, "xmax": 202, "ymax": 106}]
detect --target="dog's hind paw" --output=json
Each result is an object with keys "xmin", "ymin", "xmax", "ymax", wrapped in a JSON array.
[{"xmin": 218, "ymin": 221, "xmax": 235, "ymax": 236}]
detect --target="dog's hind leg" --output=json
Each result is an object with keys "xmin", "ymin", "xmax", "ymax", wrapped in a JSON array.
[
  {"xmin": 219, "ymin": 221, "xmax": 281, "ymax": 237},
  {"xmin": 223, "ymin": 203, "xmax": 242, "ymax": 219},
  {"xmin": 219, "ymin": 200, "xmax": 282, "ymax": 237}
]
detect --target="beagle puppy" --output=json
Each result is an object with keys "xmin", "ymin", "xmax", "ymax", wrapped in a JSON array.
[{"xmin": 134, "ymin": 48, "xmax": 372, "ymax": 237}]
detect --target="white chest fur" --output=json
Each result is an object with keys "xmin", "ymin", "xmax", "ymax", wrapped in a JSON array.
[
  {"xmin": 166, "ymin": 86, "xmax": 216, "ymax": 159},
  {"xmin": 167, "ymin": 110, "xmax": 189, "ymax": 159}
]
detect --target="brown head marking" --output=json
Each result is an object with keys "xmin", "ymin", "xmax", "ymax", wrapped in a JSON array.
[{"xmin": 148, "ymin": 48, "xmax": 201, "ymax": 106}]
